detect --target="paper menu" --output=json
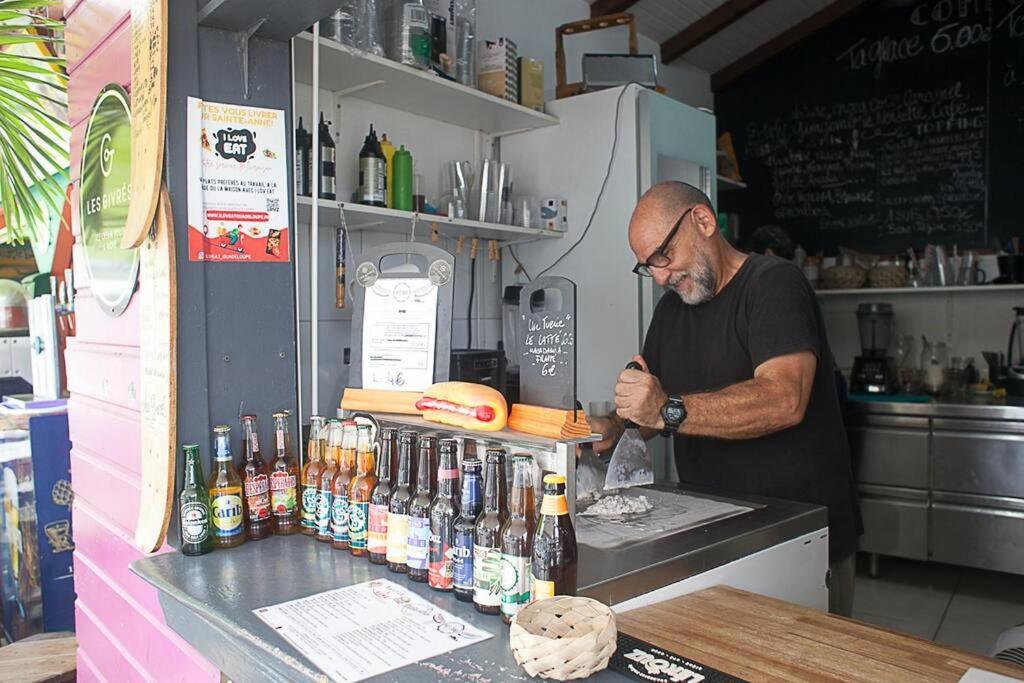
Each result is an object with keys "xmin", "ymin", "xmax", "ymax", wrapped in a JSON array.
[
  {"xmin": 361, "ymin": 278, "xmax": 438, "ymax": 392},
  {"xmin": 254, "ymin": 579, "xmax": 492, "ymax": 682}
]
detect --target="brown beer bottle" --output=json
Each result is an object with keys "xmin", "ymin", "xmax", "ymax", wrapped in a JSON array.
[
  {"xmin": 239, "ymin": 415, "xmax": 272, "ymax": 540},
  {"xmin": 474, "ymin": 449, "xmax": 509, "ymax": 614},
  {"xmin": 500, "ymin": 455, "xmax": 536, "ymax": 623},
  {"xmin": 348, "ymin": 425, "xmax": 376, "ymax": 557},
  {"xmin": 331, "ymin": 420, "xmax": 357, "ymax": 549},
  {"xmin": 386, "ymin": 431, "xmax": 416, "ymax": 573},
  {"xmin": 531, "ymin": 474, "xmax": 578, "ymax": 600},
  {"xmin": 300, "ymin": 415, "xmax": 326, "ymax": 535},
  {"xmin": 428, "ymin": 439, "xmax": 460, "ymax": 591},
  {"xmin": 269, "ymin": 412, "xmax": 301, "ymax": 535},
  {"xmin": 316, "ymin": 420, "xmax": 341, "ymax": 543},
  {"xmin": 368, "ymin": 428, "xmax": 397, "ymax": 564},
  {"xmin": 207, "ymin": 425, "xmax": 245, "ymax": 549},
  {"xmin": 407, "ymin": 436, "xmax": 436, "ymax": 581}
]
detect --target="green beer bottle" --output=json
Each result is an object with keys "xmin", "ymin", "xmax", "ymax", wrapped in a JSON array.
[{"xmin": 179, "ymin": 444, "xmax": 214, "ymax": 556}]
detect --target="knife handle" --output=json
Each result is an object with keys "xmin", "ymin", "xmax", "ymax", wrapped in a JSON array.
[{"xmin": 622, "ymin": 361, "xmax": 643, "ymax": 429}]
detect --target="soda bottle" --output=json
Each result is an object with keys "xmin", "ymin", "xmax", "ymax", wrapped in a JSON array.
[
  {"xmin": 317, "ymin": 420, "xmax": 341, "ymax": 542},
  {"xmin": 368, "ymin": 428, "xmax": 397, "ymax": 564},
  {"xmin": 207, "ymin": 425, "xmax": 245, "ymax": 549},
  {"xmin": 239, "ymin": 415, "xmax": 271, "ymax": 541},
  {"xmin": 331, "ymin": 420, "xmax": 357, "ymax": 549},
  {"xmin": 386, "ymin": 431, "xmax": 415, "ymax": 573},
  {"xmin": 474, "ymin": 449, "xmax": 508, "ymax": 614},
  {"xmin": 300, "ymin": 415, "xmax": 326, "ymax": 535},
  {"xmin": 428, "ymin": 439, "xmax": 460, "ymax": 591},
  {"xmin": 453, "ymin": 458, "xmax": 482, "ymax": 602},
  {"xmin": 500, "ymin": 455, "xmax": 536, "ymax": 622},
  {"xmin": 407, "ymin": 435, "xmax": 436, "ymax": 581},
  {"xmin": 531, "ymin": 474, "xmax": 578, "ymax": 600},
  {"xmin": 348, "ymin": 425, "xmax": 376, "ymax": 557},
  {"xmin": 269, "ymin": 412, "xmax": 300, "ymax": 535},
  {"xmin": 179, "ymin": 444, "xmax": 213, "ymax": 556}
]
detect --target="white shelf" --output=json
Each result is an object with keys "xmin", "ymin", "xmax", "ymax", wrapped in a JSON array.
[
  {"xmin": 717, "ymin": 175, "xmax": 747, "ymax": 191},
  {"xmin": 293, "ymin": 33, "xmax": 559, "ymax": 136},
  {"xmin": 816, "ymin": 284, "xmax": 1024, "ymax": 296},
  {"xmin": 296, "ymin": 196, "xmax": 562, "ymax": 243}
]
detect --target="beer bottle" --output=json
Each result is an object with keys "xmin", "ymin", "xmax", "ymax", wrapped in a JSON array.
[
  {"xmin": 407, "ymin": 435, "xmax": 436, "ymax": 581},
  {"xmin": 348, "ymin": 425, "xmax": 376, "ymax": 557},
  {"xmin": 531, "ymin": 474, "xmax": 578, "ymax": 600},
  {"xmin": 453, "ymin": 458, "xmax": 482, "ymax": 602},
  {"xmin": 386, "ymin": 431, "xmax": 415, "ymax": 573},
  {"xmin": 316, "ymin": 420, "xmax": 342, "ymax": 542},
  {"xmin": 474, "ymin": 449, "xmax": 509, "ymax": 614},
  {"xmin": 300, "ymin": 415, "xmax": 326, "ymax": 535},
  {"xmin": 239, "ymin": 415, "xmax": 271, "ymax": 541},
  {"xmin": 428, "ymin": 439, "xmax": 460, "ymax": 591},
  {"xmin": 400, "ymin": 429, "xmax": 419, "ymax": 489},
  {"xmin": 331, "ymin": 420, "xmax": 357, "ymax": 549},
  {"xmin": 179, "ymin": 444, "xmax": 213, "ymax": 556},
  {"xmin": 207, "ymin": 425, "xmax": 245, "ymax": 549},
  {"xmin": 269, "ymin": 412, "xmax": 300, "ymax": 535},
  {"xmin": 368, "ymin": 428, "xmax": 397, "ymax": 564},
  {"xmin": 500, "ymin": 455, "xmax": 536, "ymax": 622}
]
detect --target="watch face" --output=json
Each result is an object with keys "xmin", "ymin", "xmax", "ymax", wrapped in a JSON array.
[{"xmin": 663, "ymin": 403, "xmax": 684, "ymax": 424}]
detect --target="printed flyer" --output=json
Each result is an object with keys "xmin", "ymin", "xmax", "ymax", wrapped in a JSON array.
[{"xmin": 186, "ymin": 97, "xmax": 290, "ymax": 262}]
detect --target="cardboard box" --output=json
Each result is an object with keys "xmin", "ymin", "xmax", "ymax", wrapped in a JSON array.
[
  {"xmin": 478, "ymin": 37, "xmax": 518, "ymax": 102},
  {"xmin": 518, "ymin": 57, "xmax": 544, "ymax": 112}
]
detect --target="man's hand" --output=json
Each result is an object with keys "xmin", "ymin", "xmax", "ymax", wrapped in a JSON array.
[
  {"xmin": 614, "ymin": 355, "xmax": 668, "ymax": 430},
  {"xmin": 587, "ymin": 414, "xmax": 625, "ymax": 456}
]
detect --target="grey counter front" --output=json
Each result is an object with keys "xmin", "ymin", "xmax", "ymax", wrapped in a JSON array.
[{"xmin": 131, "ymin": 487, "xmax": 825, "ymax": 682}]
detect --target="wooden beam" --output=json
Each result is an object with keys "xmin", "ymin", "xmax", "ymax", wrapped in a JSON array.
[
  {"xmin": 589, "ymin": 0, "xmax": 640, "ymax": 18},
  {"xmin": 711, "ymin": 0, "xmax": 868, "ymax": 91},
  {"xmin": 661, "ymin": 0, "xmax": 770, "ymax": 64}
]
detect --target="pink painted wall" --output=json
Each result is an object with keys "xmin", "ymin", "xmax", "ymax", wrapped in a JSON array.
[{"xmin": 64, "ymin": 1, "xmax": 218, "ymax": 679}]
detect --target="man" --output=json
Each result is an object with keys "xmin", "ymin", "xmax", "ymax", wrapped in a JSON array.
[{"xmin": 593, "ymin": 181, "xmax": 861, "ymax": 615}]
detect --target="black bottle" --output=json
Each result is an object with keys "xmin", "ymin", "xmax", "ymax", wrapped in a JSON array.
[
  {"xmin": 358, "ymin": 124, "xmax": 386, "ymax": 207},
  {"xmin": 295, "ymin": 117, "xmax": 311, "ymax": 197},
  {"xmin": 318, "ymin": 112, "xmax": 336, "ymax": 200}
]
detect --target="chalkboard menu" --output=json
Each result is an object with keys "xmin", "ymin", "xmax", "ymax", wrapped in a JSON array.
[
  {"xmin": 518, "ymin": 276, "xmax": 577, "ymax": 410},
  {"xmin": 716, "ymin": 0, "xmax": 1024, "ymax": 253}
]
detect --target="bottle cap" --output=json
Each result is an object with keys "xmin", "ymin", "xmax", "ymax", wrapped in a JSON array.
[
  {"xmin": 543, "ymin": 474, "xmax": 566, "ymax": 486},
  {"xmin": 213, "ymin": 424, "xmax": 230, "ymax": 434},
  {"xmin": 182, "ymin": 443, "xmax": 200, "ymax": 452}
]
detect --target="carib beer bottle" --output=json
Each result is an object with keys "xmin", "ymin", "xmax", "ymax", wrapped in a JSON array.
[
  {"xmin": 207, "ymin": 425, "xmax": 245, "ymax": 549},
  {"xmin": 368, "ymin": 428, "xmax": 397, "ymax": 564},
  {"xmin": 300, "ymin": 415, "xmax": 327, "ymax": 535},
  {"xmin": 331, "ymin": 420, "xmax": 357, "ymax": 549},
  {"xmin": 269, "ymin": 412, "xmax": 301, "ymax": 535},
  {"xmin": 348, "ymin": 425, "xmax": 376, "ymax": 557},
  {"xmin": 500, "ymin": 455, "xmax": 536, "ymax": 623},
  {"xmin": 316, "ymin": 420, "xmax": 342, "ymax": 543},
  {"xmin": 452, "ymin": 457, "xmax": 482, "ymax": 602},
  {"xmin": 179, "ymin": 444, "xmax": 213, "ymax": 556},
  {"xmin": 428, "ymin": 439, "xmax": 460, "ymax": 591},
  {"xmin": 386, "ymin": 431, "xmax": 415, "ymax": 573},
  {"xmin": 407, "ymin": 435, "xmax": 436, "ymax": 581}
]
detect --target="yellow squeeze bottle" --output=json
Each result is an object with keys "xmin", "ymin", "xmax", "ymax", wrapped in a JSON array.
[{"xmin": 380, "ymin": 133, "xmax": 396, "ymax": 208}]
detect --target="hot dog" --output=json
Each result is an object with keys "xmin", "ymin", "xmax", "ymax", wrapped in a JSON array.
[{"xmin": 415, "ymin": 381, "xmax": 508, "ymax": 432}]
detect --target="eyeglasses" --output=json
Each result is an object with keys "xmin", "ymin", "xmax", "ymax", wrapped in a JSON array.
[{"xmin": 632, "ymin": 208, "xmax": 693, "ymax": 277}]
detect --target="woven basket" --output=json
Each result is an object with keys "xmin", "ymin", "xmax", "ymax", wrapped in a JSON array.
[
  {"xmin": 822, "ymin": 265, "xmax": 867, "ymax": 290},
  {"xmin": 509, "ymin": 596, "xmax": 617, "ymax": 680},
  {"xmin": 868, "ymin": 264, "xmax": 908, "ymax": 289}
]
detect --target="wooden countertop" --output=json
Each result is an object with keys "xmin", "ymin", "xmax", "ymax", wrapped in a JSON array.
[{"xmin": 616, "ymin": 586, "xmax": 1024, "ymax": 682}]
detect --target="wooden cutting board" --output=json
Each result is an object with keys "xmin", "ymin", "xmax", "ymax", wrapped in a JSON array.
[{"xmin": 616, "ymin": 586, "xmax": 1024, "ymax": 682}]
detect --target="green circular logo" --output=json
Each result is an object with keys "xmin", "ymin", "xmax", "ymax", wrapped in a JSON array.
[{"xmin": 79, "ymin": 84, "xmax": 138, "ymax": 317}]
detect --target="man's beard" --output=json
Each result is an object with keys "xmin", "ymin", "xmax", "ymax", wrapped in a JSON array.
[{"xmin": 669, "ymin": 247, "xmax": 716, "ymax": 305}]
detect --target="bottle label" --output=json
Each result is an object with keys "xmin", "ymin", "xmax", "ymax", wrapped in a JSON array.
[
  {"xmin": 452, "ymin": 528, "xmax": 474, "ymax": 590},
  {"xmin": 270, "ymin": 472, "xmax": 297, "ymax": 517},
  {"xmin": 406, "ymin": 516, "xmax": 430, "ymax": 569},
  {"xmin": 368, "ymin": 503, "xmax": 389, "ymax": 554},
  {"xmin": 531, "ymin": 574, "xmax": 556, "ymax": 601},
  {"xmin": 316, "ymin": 489, "xmax": 333, "ymax": 536},
  {"xmin": 276, "ymin": 430, "xmax": 285, "ymax": 451},
  {"xmin": 210, "ymin": 491, "xmax": 243, "ymax": 536},
  {"xmin": 331, "ymin": 494, "xmax": 349, "ymax": 543},
  {"xmin": 251, "ymin": 432, "xmax": 260, "ymax": 451},
  {"xmin": 500, "ymin": 555, "xmax": 532, "ymax": 617},
  {"xmin": 540, "ymin": 493, "xmax": 569, "ymax": 516},
  {"xmin": 180, "ymin": 501, "xmax": 210, "ymax": 544},
  {"xmin": 428, "ymin": 532, "xmax": 454, "ymax": 590},
  {"xmin": 244, "ymin": 474, "xmax": 270, "ymax": 522},
  {"xmin": 349, "ymin": 502, "xmax": 368, "ymax": 549},
  {"xmin": 301, "ymin": 485, "xmax": 318, "ymax": 527},
  {"xmin": 386, "ymin": 513, "xmax": 409, "ymax": 564},
  {"xmin": 473, "ymin": 544, "xmax": 502, "ymax": 606}
]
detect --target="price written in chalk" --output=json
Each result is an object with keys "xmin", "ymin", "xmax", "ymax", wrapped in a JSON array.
[{"xmin": 523, "ymin": 314, "xmax": 574, "ymax": 378}]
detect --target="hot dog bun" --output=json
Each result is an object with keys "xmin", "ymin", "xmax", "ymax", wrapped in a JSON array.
[{"xmin": 416, "ymin": 381, "xmax": 508, "ymax": 432}]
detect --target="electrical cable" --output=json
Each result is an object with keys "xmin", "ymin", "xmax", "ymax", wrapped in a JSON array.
[
  {"xmin": 506, "ymin": 243, "xmax": 533, "ymax": 281},
  {"xmin": 535, "ymin": 83, "xmax": 635, "ymax": 279},
  {"xmin": 467, "ymin": 254, "xmax": 476, "ymax": 349}
]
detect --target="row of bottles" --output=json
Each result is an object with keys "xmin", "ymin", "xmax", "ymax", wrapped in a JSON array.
[
  {"xmin": 358, "ymin": 125, "xmax": 412, "ymax": 210},
  {"xmin": 295, "ymin": 114, "xmax": 336, "ymax": 200}
]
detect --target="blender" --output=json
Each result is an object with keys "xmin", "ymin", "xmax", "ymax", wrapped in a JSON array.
[{"xmin": 851, "ymin": 303, "xmax": 897, "ymax": 394}]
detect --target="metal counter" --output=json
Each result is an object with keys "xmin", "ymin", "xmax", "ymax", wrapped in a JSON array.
[
  {"xmin": 131, "ymin": 486, "xmax": 824, "ymax": 682},
  {"xmin": 846, "ymin": 397, "xmax": 1024, "ymax": 422}
]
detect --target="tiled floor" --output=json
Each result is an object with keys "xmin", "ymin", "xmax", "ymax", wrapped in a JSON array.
[{"xmin": 853, "ymin": 555, "xmax": 1024, "ymax": 656}]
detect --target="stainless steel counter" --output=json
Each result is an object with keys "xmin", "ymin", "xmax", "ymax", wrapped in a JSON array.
[
  {"xmin": 846, "ymin": 397, "xmax": 1024, "ymax": 422},
  {"xmin": 131, "ymin": 486, "xmax": 824, "ymax": 682}
]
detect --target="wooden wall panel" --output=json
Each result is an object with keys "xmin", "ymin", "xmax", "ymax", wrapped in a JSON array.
[
  {"xmin": 65, "ymin": 341, "xmax": 139, "ymax": 410},
  {"xmin": 67, "ymin": 398, "xmax": 141, "ymax": 475},
  {"xmin": 67, "ymin": 21, "xmax": 130, "ymax": 128},
  {"xmin": 66, "ymin": 0, "xmax": 129, "ymax": 74}
]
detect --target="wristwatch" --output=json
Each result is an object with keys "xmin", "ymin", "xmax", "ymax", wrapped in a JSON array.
[{"xmin": 660, "ymin": 395, "xmax": 687, "ymax": 437}]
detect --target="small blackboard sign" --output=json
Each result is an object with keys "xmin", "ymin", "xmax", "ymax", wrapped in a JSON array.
[
  {"xmin": 517, "ymin": 276, "xmax": 577, "ymax": 410},
  {"xmin": 609, "ymin": 632, "xmax": 748, "ymax": 683}
]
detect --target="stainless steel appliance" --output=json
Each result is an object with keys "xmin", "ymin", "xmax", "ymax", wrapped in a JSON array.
[
  {"xmin": 1006, "ymin": 306, "xmax": 1024, "ymax": 397},
  {"xmin": 851, "ymin": 303, "xmax": 896, "ymax": 394}
]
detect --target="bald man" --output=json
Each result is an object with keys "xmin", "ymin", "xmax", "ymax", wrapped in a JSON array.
[{"xmin": 593, "ymin": 181, "xmax": 861, "ymax": 616}]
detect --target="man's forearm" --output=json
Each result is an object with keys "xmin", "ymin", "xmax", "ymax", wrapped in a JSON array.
[{"xmin": 678, "ymin": 377, "xmax": 803, "ymax": 440}]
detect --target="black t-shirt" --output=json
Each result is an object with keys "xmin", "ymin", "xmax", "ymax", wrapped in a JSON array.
[{"xmin": 643, "ymin": 254, "xmax": 862, "ymax": 562}]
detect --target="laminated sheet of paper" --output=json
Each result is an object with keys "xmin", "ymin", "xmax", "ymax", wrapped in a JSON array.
[{"xmin": 361, "ymin": 277, "xmax": 438, "ymax": 392}]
